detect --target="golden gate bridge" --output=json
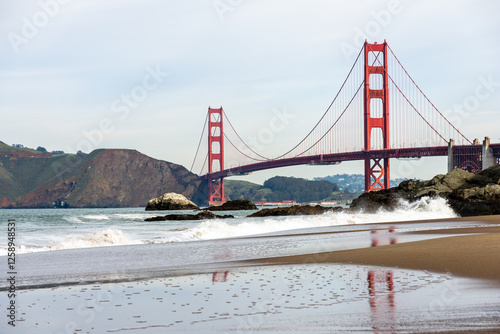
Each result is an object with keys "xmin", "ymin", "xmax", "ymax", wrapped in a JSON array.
[{"xmin": 191, "ymin": 41, "xmax": 500, "ymax": 205}]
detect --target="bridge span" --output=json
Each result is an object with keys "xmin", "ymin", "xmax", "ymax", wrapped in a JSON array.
[
  {"xmin": 191, "ymin": 41, "xmax": 500, "ymax": 204},
  {"xmin": 205, "ymin": 142, "xmax": 500, "ymax": 181}
]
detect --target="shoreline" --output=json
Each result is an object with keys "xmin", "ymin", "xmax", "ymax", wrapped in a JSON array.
[
  {"xmin": 246, "ymin": 214, "xmax": 500, "ymax": 281},
  {"xmin": 3, "ymin": 212, "xmax": 500, "ymax": 291}
]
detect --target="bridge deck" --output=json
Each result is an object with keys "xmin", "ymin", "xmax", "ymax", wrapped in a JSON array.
[{"xmin": 204, "ymin": 144, "xmax": 500, "ymax": 180}]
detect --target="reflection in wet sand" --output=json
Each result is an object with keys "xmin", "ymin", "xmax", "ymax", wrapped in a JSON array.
[
  {"xmin": 370, "ymin": 226, "xmax": 398, "ymax": 247},
  {"xmin": 12, "ymin": 263, "xmax": 500, "ymax": 333},
  {"xmin": 212, "ymin": 271, "xmax": 229, "ymax": 283},
  {"xmin": 369, "ymin": 229, "xmax": 397, "ymax": 333},
  {"xmin": 368, "ymin": 270, "xmax": 396, "ymax": 333}
]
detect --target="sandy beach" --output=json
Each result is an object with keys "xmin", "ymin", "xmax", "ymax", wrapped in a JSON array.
[{"xmin": 248, "ymin": 215, "xmax": 500, "ymax": 281}]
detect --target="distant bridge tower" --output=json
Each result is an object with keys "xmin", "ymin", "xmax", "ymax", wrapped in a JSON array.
[
  {"xmin": 208, "ymin": 107, "xmax": 225, "ymax": 205},
  {"xmin": 364, "ymin": 41, "xmax": 390, "ymax": 192}
]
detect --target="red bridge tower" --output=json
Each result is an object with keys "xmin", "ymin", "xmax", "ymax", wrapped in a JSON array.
[
  {"xmin": 364, "ymin": 41, "xmax": 390, "ymax": 192},
  {"xmin": 208, "ymin": 107, "xmax": 225, "ymax": 205}
]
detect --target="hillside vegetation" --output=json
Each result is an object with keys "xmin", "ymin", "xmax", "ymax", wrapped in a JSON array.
[
  {"xmin": 315, "ymin": 174, "xmax": 413, "ymax": 193},
  {"xmin": 0, "ymin": 141, "xmax": 41, "ymax": 154},
  {"xmin": 225, "ymin": 176, "xmax": 353, "ymax": 203},
  {"xmin": 0, "ymin": 143, "xmax": 205, "ymax": 208}
]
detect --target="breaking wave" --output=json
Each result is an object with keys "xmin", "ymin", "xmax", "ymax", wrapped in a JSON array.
[
  {"xmin": 0, "ymin": 229, "xmax": 138, "ymax": 255},
  {"xmin": 159, "ymin": 196, "xmax": 457, "ymax": 242},
  {"xmin": 0, "ymin": 197, "xmax": 457, "ymax": 254},
  {"xmin": 47, "ymin": 228, "xmax": 135, "ymax": 250}
]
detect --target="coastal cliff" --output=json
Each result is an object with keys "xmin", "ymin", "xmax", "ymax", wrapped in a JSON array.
[{"xmin": 0, "ymin": 146, "xmax": 206, "ymax": 208}]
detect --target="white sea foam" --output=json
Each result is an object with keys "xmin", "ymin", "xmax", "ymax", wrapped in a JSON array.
[
  {"xmin": 63, "ymin": 216, "xmax": 85, "ymax": 224},
  {"xmin": 48, "ymin": 228, "xmax": 136, "ymax": 251},
  {"xmin": 83, "ymin": 215, "xmax": 110, "ymax": 220},
  {"xmin": 160, "ymin": 196, "xmax": 457, "ymax": 242},
  {"xmin": 114, "ymin": 213, "xmax": 150, "ymax": 220}
]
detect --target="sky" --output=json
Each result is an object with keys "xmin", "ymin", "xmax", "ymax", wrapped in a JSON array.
[{"xmin": 1, "ymin": 0, "xmax": 499, "ymax": 184}]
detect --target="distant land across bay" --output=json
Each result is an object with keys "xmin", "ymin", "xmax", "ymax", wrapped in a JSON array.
[{"xmin": 314, "ymin": 174, "xmax": 416, "ymax": 193}]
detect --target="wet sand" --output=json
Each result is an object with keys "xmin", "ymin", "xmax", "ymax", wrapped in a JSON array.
[
  {"xmin": 9, "ymin": 263, "xmax": 500, "ymax": 333},
  {"xmin": 247, "ymin": 215, "xmax": 500, "ymax": 280}
]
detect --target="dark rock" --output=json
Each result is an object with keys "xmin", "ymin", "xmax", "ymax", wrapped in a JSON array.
[
  {"xmin": 145, "ymin": 192, "xmax": 199, "ymax": 211},
  {"xmin": 248, "ymin": 205, "xmax": 344, "ymax": 217},
  {"xmin": 447, "ymin": 198, "xmax": 500, "ymax": 217},
  {"xmin": 349, "ymin": 189, "xmax": 402, "ymax": 213},
  {"xmin": 350, "ymin": 165, "xmax": 500, "ymax": 217},
  {"xmin": 145, "ymin": 210, "xmax": 234, "ymax": 221},
  {"xmin": 208, "ymin": 199, "xmax": 257, "ymax": 211}
]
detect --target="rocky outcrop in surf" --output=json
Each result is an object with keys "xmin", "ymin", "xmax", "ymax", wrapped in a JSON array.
[
  {"xmin": 208, "ymin": 199, "xmax": 257, "ymax": 211},
  {"xmin": 145, "ymin": 210, "xmax": 233, "ymax": 221},
  {"xmin": 350, "ymin": 165, "xmax": 500, "ymax": 216},
  {"xmin": 145, "ymin": 192, "xmax": 200, "ymax": 211},
  {"xmin": 248, "ymin": 205, "xmax": 343, "ymax": 217}
]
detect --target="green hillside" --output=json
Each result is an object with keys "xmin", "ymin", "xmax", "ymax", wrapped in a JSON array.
[
  {"xmin": 0, "ymin": 141, "xmax": 41, "ymax": 154},
  {"xmin": 315, "ymin": 174, "xmax": 417, "ymax": 193},
  {"xmin": 224, "ymin": 180, "xmax": 261, "ymax": 200},
  {"xmin": 0, "ymin": 144, "xmax": 204, "ymax": 208},
  {"xmin": 225, "ymin": 176, "xmax": 351, "ymax": 203},
  {"xmin": 0, "ymin": 151, "xmax": 99, "ymax": 203}
]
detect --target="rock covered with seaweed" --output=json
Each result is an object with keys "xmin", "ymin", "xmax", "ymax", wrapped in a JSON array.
[{"xmin": 350, "ymin": 165, "xmax": 500, "ymax": 216}]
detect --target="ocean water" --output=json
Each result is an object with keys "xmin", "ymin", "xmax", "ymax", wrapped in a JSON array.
[{"xmin": 0, "ymin": 197, "xmax": 457, "ymax": 256}]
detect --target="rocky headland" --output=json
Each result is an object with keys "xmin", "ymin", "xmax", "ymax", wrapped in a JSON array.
[
  {"xmin": 0, "ymin": 144, "xmax": 207, "ymax": 208},
  {"xmin": 350, "ymin": 165, "xmax": 500, "ymax": 216}
]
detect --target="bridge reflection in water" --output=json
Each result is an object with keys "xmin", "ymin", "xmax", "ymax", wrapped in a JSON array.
[
  {"xmin": 368, "ymin": 227, "xmax": 398, "ymax": 333},
  {"xmin": 186, "ymin": 230, "xmax": 498, "ymax": 332}
]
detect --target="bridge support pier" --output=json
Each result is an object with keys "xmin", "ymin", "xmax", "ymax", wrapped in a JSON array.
[
  {"xmin": 447, "ymin": 139, "xmax": 455, "ymax": 173},
  {"xmin": 364, "ymin": 157, "xmax": 390, "ymax": 192},
  {"xmin": 208, "ymin": 178, "xmax": 225, "ymax": 205},
  {"xmin": 449, "ymin": 138, "xmax": 483, "ymax": 173},
  {"xmin": 482, "ymin": 137, "xmax": 495, "ymax": 170}
]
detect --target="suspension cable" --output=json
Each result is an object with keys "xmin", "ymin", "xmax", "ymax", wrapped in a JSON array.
[
  {"xmin": 366, "ymin": 43, "xmax": 449, "ymax": 144},
  {"xmin": 224, "ymin": 133, "xmax": 267, "ymax": 162},
  {"xmin": 199, "ymin": 154, "xmax": 208, "ymax": 176},
  {"xmin": 386, "ymin": 44, "xmax": 471, "ymax": 144},
  {"xmin": 271, "ymin": 45, "xmax": 365, "ymax": 160},
  {"xmin": 294, "ymin": 81, "xmax": 364, "ymax": 157},
  {"xmin": 289, "ymin": 46, "xmax": 381, "ymax": 158},
  {"xmin": 190, "ymin": 111, "xmax": 209, "ymax": 172},
  {"xmin": 222, "ymin": 110, "xmax": 271, "ymax": 161}
]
